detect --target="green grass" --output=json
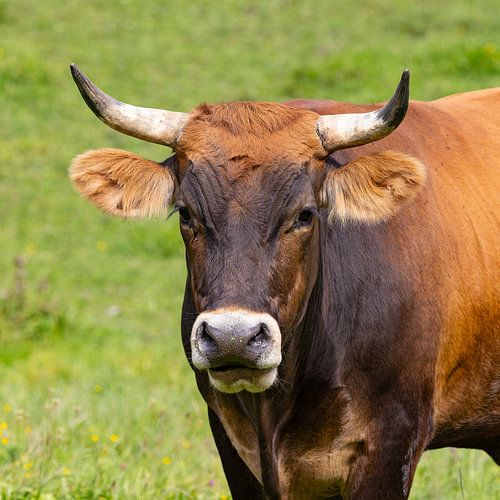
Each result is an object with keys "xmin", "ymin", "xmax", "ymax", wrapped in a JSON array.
[{"xmin": 0, "ymin": 0, "xmax": 499, "ymax": 497}]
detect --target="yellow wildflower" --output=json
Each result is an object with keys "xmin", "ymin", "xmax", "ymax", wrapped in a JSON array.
[
  {"xmin": 25, "ymin": 243, "xmax": 37, "ymax": 256},
  {"xmin": 1, "ymin": 437, "xmax": 8, "ymax": 445},
  {"xmin": 483, "ymin": 42, "xmax": 496, "ymax": 55},
  {"xmin": 94, "ymin": 385, "xmax": 103, "ymax": 393},
  {"xmin": 220, "ymin": 495, "xmax": 228, "ymax": 500},
  {"xmin": 90, "ymin": 434, "xmax": 100, "ymax": 443},
  {"xmin": 0, "ymin": 422, "xmax": 7, "ymax": 430},
  {"xmin": 23, "ymin": 461, "xmax": 33, "ymax": 471},
  {"xmin": 3, "ymin": 404, "xmax": 12, "ymax": 413},
  {"xmin": 162, "ymin": 456, "xmax": 172, "ymax": 465},
  {"xmin": 182, "ymin": 440, "xmax": 191, "ymax": 449},
  {"xmin": 110, "ymin": 434, "xmax": 119, "ymax": 443},
  {"xmin": 25, "ymin": 425, "xmax": 32, "ymax": 434},
  {"xmin": 96, "ymin": 241, "xmax": 108, "ymax": 252},
  {"xmin": 62, "ymin": 467, "xmax": 72, "ymax": 476}
]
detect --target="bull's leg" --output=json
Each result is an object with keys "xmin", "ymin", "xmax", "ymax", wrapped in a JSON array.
[
  {"xmin": 343, "ymin": 450, "xmax": 418, "ymax": 500},
  {"xmin": 345, "ymin": 460, "xmax": 414, "ymax": 499},
  {"xmin": 343, "ymin": 427, "xmax": 428, "ymax": 500},
  {"xmin": 208, "ymin": 407, "xmax": 267, "ymax": 499}
]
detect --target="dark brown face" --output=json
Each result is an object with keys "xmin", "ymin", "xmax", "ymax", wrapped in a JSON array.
[
  {"xmin": 178, "ymin": 157, "xmax": 321, "ymax": 392},
  {"xmin": 178, "ymin": 160, "xmax": 320, "ymax": 319}
]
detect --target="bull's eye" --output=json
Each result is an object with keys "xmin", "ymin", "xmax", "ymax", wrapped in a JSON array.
[
  {"xmin": 298, "ymin": 210, "xmax": 313, "ymax": 223},
  {"xmin": 178, "ymin": 207, "xmax": 191, "ymax": 224},
  {"xmin": 293, "ymin": 209, "xmax": 316, "ymax": 229}
]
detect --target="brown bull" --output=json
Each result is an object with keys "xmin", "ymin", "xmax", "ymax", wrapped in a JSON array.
[{"xmin": 69, "ymin": 64, "xmax": 499, "ymax": 499}]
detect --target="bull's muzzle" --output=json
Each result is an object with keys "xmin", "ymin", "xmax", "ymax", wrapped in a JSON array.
[{"xmin": 191, "ymin": 309, "xmax": 282, "ymax": 393}]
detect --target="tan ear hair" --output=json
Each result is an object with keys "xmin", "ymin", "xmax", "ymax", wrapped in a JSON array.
[
  {"xmin": 70, "ymin": 148, "xmax": 175, "ymax": 218},
  {"xmin": 322, "ymin": 151, "xmax": 427, "ymax": 224}
]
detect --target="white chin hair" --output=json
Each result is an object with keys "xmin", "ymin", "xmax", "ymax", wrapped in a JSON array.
[{"xmin": 208, "ymin": 368, "xmax": 278, "ymax": 394}]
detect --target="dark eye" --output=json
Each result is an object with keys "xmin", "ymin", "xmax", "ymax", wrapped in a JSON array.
[
  {"xmin": 178, "ymin": 206, "xmax": 191, "ymax": 224},
  {"xmin": 298, "ymin": 210, "xmax": 313, "ymax": 224},
  {"xmin": 294, "ymin": 208, "xmax": 316, "ymax": 229}
]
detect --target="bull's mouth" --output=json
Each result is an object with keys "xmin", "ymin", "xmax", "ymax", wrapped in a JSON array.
[
  {"xmin": 207, "ymin": 366, "xmax": 278, "ymax": 393},
  {"xmin": 210, "ymin": 363, "xmax": 250, "ymax": 373}
]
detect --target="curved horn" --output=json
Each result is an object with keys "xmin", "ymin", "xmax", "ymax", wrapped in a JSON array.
[
  {"xmin": 317, "ymin": 70, "xmax": 410, "ymax": 152},
  {"xmin": 70, "ymin": 64, "xmax": 189, "ymax": 146}
]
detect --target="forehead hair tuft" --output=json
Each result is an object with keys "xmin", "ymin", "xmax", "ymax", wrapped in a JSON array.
[{"xmin": 190, "ymin": 101, "xmax": 315, "ymax": 136}]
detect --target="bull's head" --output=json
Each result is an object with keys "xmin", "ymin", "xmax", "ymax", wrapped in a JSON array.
[{"xmin": 70, "ymin": 65, "xmax": 425, "ymax": 393}]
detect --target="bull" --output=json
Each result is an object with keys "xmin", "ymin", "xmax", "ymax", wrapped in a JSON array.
[{"xmin": 69, "ymin": 64, "xmax": 499, "ymax": 499}]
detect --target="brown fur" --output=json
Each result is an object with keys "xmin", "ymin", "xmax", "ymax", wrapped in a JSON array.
[
  {"xmin": 189, "ymin": 101, "xmax": 314, "ymax": 136},
  {"xmin": 322, "ymin": 151, "xmax": 427, "ymax": 223},
  {"xmin": 70, "ymin": 148, "xmax": 175, "ymax": 217}
]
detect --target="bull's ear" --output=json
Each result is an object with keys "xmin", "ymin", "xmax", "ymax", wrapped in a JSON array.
[
  {"xmin": 70, "ymin": 148, "xmax": 175, "ymax": 218},
  {"xmin": 321, "ymin": 151, "xmax": 427, "ymax": 224}
]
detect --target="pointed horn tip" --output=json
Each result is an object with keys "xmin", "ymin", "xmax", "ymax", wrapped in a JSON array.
[
  {"xmin": 69, "ymin": 63, "xmax": 80, "ymax": 78},
  {"xmin": 399, "ymin": 69, "xmax": 410, "ymax": 93},
  {"xmin": 388, "ymin": 70, "xmax": 410, "ymax": 107},
  {"xmin": 69, "ymin": 63, "xmax": 88, "ymax": 89}
]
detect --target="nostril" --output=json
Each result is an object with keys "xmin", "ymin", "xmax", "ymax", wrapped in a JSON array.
[
  {"xmin": 198, "ymin": 322, "xmax": 216, "ymax": 350},
  {"xmin": 200, "ymin": 322, "xmax": 212, "ymax": 341},
  {"xmin": 248, "ymin": 323, "xmax": 269, "ymax": 348}
]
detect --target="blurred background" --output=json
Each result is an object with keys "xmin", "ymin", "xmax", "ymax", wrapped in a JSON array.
[{"xmin": 0, "ymin": 0, "xmax": 498, "ymax": 498}]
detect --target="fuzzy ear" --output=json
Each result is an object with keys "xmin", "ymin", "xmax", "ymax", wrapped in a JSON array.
[
  {"xmin": 321, "ymin": 151, "xmax": 427, "ymax": 224},
  {"xmin": 70, "ymin": 148, "xmax": 175, "ymax": 218}
]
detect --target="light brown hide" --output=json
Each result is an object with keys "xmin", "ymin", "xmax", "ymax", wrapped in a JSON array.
[{"xmin": 423, "ymin": 90, "xmax": 500, "ymax": 432}]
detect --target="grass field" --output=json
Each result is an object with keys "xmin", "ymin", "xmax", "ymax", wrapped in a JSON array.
[{"xmin": 0, "ymin": 0, "xmax": 499, "ymax": 498}]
